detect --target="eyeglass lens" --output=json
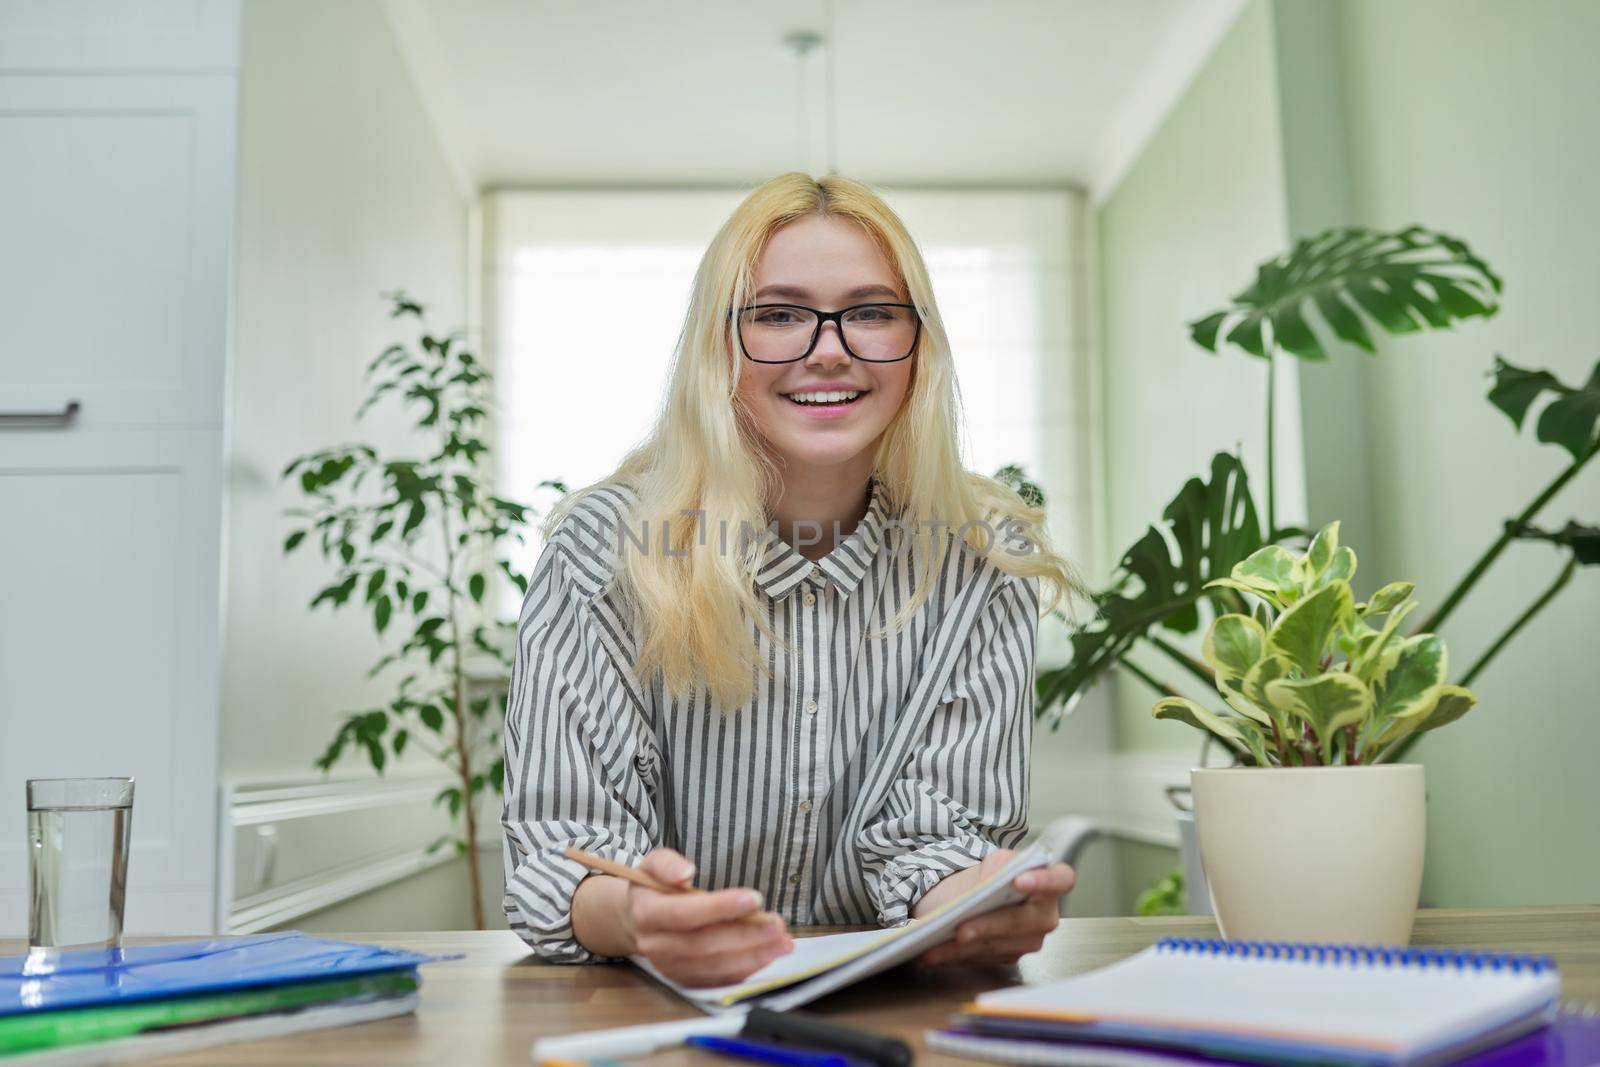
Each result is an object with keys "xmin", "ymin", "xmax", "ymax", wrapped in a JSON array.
[{"xmin": 738, "ymin": 305, "xmax": 917, "ymax": 363}]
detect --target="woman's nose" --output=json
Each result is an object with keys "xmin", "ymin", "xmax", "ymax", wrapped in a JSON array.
[{"xmin": 806, "ymin": 320, "xmax": 851, "ymax": 366}]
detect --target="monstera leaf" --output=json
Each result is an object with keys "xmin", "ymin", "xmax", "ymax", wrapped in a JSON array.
[
  {"xmin": 1488, "ymin": 356, "xmax": 1600, "ymax": 461},
  {"xmin": 1188, "ymin": 226, "xmax": 1502, "ymax": 362},
  {"xmin": 1035, "ymin": 452, "xmax": 1264, "ymax": 723}
]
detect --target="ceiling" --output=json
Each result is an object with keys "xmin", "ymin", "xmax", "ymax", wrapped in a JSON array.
[{"xmin": 379, "ymin": 0, "xmax": 1242, "ymax": 195}]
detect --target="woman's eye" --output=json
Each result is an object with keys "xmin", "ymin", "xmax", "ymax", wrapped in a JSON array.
[{"xmin": 757, "ymin": 310, "xmax": 799, "ymax": 326}]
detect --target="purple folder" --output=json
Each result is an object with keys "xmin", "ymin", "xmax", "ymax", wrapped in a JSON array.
[{"xmin": 930, "ymin": 1013, "xmax": 1600, "ymax": 1067}]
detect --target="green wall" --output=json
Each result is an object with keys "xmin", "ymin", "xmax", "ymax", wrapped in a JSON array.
[
  {"xmin": 1096, "ymin": 0, "xmax": 1291, "ymax": 752},
  {"xmin": 1331, "ymin": 0, "xmax": 1600, "ymax": 906},
  {"xmin": 1095, "ymin": 0, "xmax": 1600, "ymax": 906}
]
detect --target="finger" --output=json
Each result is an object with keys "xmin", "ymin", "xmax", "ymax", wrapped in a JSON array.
[
  {"xmin": 915, "ymin": 940, "xmax": 972, "ymax": 966},
  {"xmin": 637, "ymin": 912, "xmax": 790, "ymax": 967},
  {"xmin": 964, "ymin": 933, "xmax": 1050, "ymax": 964},
  {"xmin": 638, "ymin": 848, "xmax": 697, "ymax": 888},
  {"xmin": 636, "ymin": 887, "xmax": 766, "ymax": 933},
  {"xmin": 955, "ymin": 899, "xmax": 1059, "ymax": 944},
  {"xmin": 1014, "ymin": 862, "xmax": 1076, "ymax": 897},
  {"xmin": 669, "ymin": 935, "xmax": 797, "ymax": 988}
]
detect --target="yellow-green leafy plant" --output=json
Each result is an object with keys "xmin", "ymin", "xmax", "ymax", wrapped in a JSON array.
[{"xmin": 1151, "ymin": 521, "xmax": 1478, "ymax": 766}]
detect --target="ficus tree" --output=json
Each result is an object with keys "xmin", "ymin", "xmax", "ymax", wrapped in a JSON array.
[{"xmin": 281, "ymin": 292, "xmax": 563, "ymax": 928}]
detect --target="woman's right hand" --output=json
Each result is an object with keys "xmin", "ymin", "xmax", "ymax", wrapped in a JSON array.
[{"xmin": 622, "ymin": 848, "xmax": 794, "ymax": 987}]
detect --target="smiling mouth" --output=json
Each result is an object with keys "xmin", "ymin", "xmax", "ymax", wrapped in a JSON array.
[{"xmin": 781, "ymin": 388, "xmax": 869, "ymax": 408}]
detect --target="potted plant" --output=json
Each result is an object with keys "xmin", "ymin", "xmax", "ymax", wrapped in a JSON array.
[
  {"xmin": 1151, "ymin": 520, "xmax": 1478, "ymax": 945},
  {"xmin": 281, "ymin": 292, "xmax": 563, "ymax": 929}
]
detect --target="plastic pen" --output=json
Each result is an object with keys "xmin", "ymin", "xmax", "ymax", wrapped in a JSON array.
[{"xmin": 687, "ymin": 1034, "xmax": 865, "ymax": 1067}]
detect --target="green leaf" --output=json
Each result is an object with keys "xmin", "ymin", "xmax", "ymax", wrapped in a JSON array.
[
  {"xmin": 1202, "ymin": 614, "xmax": 1267, "ymax": 683},
  {"xmin": 469, "ymin": 572, "xmax": 486, "ymax": 604},
  {"xmin": 374, "ymin": 595, "xmax": 392, "ymax": 635},
  {"xmin": 1488, "ymin": 355, "xmax": 1564, "ymax": 428},
  {"xmin": 1361, "ymin": 581, "xmax": 1415, "ymax": 616},
  {"xmin": 1372, "ymin": 634, "xmax": 1448, "ymax": 724},
  {"xmin": 1350, "ymin": 600, "xmax": 1418, "ymax": 682},
  {"xmin": 1189, "ymin": 226, "xmax": 1500, "ymax": 363},
  {"xmin": 1511, "ymin": 520, "xmax": 1600, "ymax": 566},
  {"xmin": 392, "ymin": 728, "xmax": 409, "ymax": 756},
  {"xmin": 1306, "ymin": 521, "xmax": 1339, "ymax": 575},
  {"xmin": 1216, "ymin": 675, "xmax": 1273, "ymax": 728},
  {"xmin": 1489, "ymin": 356, "xmax": 1600, "ymax": 460},
  {"xmin": 1539, "ymin": 364, "xmax": 1600, "ymax": 461},
  {"xmin": 1265, "ymin": 672, "xmax": 1371, "ymax": 762},
  {"xmin": 1409, "ymin": 684, "xmax": 1478, "ymax": 734},
  {"xmin": 1313, "ymin": 546, "xmax": 1356, "ymax": 590},
  {"xmin": 283, "ymin": 530, "xmax": 307, "ymax": 554},
  {"xmin": 1242, "ymin": 653, "xmax": 1294, "ymax": 713},
  {"xmin": 365, "ymin": 568, "xmax": 386, "ymax": 603},
  {"xmin": 1368, "ymin": 684, "xmax": 1477, "ymax": 757},
  {"xmin": 1214, "ymin": 544, "xmax": 1307, "ymax": 606},
  {"xmin": 1269, "ymin": 582, "xmax": 1354, "ymax": 675},
  {"xmin": 499, "ymin": 560, "xmax": 529, "ymax": 596},
  {"xmin": 413, "ymin": 590, "xmax": 429, "ymax": 614},
  {"xmin": 419, "ymin": 704, "xmax": 445, "ymax": 732},
  {"xmin": 1037, "ymin": 453, "xmax": 1265, "ymax": 722},
  {"xmin": 1152, "ymin": 697, "xmax": 1262, "ymax": 762}
]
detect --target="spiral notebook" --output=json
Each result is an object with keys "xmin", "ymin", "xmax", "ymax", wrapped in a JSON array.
[{"xmin": 951, "ymin": 937, "xmax": 1563, "ymax": 1067}]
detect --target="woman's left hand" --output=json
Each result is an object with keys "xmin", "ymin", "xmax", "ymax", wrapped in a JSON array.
[{"xmin": 910, "ymin": 849, "xmax": 1075, "ymax": 967}]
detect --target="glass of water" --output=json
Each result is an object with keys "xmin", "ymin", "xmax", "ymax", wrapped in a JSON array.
[{"xmin": 26, "ymin": 777, "xmax": 135, "ymax": 962}]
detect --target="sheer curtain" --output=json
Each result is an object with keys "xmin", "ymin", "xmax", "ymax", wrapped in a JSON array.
[{"xmin": 483, "ymin": 186, "xmax": 1090, "ymax": 663}]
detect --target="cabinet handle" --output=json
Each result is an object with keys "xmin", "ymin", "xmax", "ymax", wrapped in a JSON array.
[{"xmin": 0, "ymin": 400, "xmax": 81, "ymax": 427}]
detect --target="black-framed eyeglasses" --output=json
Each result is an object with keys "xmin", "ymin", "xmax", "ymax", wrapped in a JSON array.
[{"xmin": 729, "ymin": 302, "xmax": 922, "ymax": 364}]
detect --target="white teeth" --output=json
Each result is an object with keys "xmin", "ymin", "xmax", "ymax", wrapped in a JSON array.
[{"xmin": 786, "ymin": 390, "xmax": 861, "ymax": 404}]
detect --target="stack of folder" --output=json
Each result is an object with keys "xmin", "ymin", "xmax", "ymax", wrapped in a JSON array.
[{"xmin": 0, "ymin": 931, "xmax": 441, "ymax": 1064}]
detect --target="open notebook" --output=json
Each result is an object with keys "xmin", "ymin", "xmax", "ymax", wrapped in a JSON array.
[
  {"xmin": 949, "ymin": 937, "xmax": 1563, "ymax": 1067},
  {"xmin": 632, "ymin": 817, "xmax": 1089, "ymax": 1014}
]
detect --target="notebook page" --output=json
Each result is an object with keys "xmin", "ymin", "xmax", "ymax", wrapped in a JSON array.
[{"xmin": 976, "ymin": 946, "xmax": 1560, "ymax": 1057}]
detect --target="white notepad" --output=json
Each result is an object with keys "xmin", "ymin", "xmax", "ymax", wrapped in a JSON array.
[
  {"xmin": 959, "ymin": 938, "xmax": 1563, "ymax": 1067},
  {"xmin": 632, "ymin": 817, "xmax": 1090, "ymax": 1014}
]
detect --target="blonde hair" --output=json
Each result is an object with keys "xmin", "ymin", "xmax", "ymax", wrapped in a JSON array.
[{"xmin": 540, "ymin": 172, "xmax": 1084, "ymax": 709}]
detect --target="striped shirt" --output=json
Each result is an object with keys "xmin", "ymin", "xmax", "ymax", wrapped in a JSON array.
[{"xmin": 500, "ymin": 473, "xmax": 1042, "ymax": 963}]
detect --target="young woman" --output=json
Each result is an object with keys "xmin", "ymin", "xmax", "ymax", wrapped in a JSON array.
[{"xmin": 501, "ymin": 173, "xmax": 1081, "ymax": 988}]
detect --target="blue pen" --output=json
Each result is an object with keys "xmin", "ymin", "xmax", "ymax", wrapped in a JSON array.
[{"xmin": 685, "ymin": 1034, "xmax": 864, "ymax": 1067}]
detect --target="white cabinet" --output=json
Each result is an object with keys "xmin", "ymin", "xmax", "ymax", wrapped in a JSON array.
[{"xmin": 0, "ymin": 0, "xmax": 239, "ymax": 935}]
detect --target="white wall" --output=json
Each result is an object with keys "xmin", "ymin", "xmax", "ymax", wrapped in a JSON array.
[{"xmin": 222, "ymin": 0, "xmax": 476, "ymax": 925}]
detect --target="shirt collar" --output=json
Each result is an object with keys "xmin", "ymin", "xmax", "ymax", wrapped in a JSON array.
[{"xmin": 753, "ymin": 475, "xmax": 891, "ymax": 601}]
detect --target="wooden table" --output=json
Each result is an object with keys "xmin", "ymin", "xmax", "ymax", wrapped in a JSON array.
[{"xmin": 7, "ymin": 906, "xmax": 1597, "ymax": 1065}]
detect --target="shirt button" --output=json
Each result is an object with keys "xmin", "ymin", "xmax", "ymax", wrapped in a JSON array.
[
  {"xmin": 809, "ymin": 565, "xmax": 823, "ymax": 580},
  {"xmin": 804, "ymin": 700, "xmax": 817, "ymax": 715},
  {"xmin": 802, "ymin": 591, "xmax": 816, "ymax": 606},
  {"xmin": 788, "ymin": 873, "xmax": 801, "ymax": 885},
  {"xmin": 799, "ymin": 800, "xmax": 813, "ymax": 813}
]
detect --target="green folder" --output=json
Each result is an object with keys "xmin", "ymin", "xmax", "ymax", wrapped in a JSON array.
[{"xmin": 0, "ymin": 971, "xmax": 418, "ymax": 1056}]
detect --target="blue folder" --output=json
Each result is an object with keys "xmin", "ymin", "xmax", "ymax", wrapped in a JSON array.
[{"xmin": 0, "ymin": 932, "xmax": 444, "ymax": 1016}]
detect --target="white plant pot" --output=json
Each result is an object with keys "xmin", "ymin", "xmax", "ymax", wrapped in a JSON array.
[{"xmin": 1191, "ymin": 764, "xmax": 1425, "ymax": 946}]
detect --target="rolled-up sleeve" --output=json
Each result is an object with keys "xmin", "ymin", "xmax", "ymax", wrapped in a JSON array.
[
  {"xmin": 856, "ymin": 571, "xmax": 1040, "ymax": 927},
  {"xmin": 501, "ymin": 497, "xmax": 658, "ymax": 963}
]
